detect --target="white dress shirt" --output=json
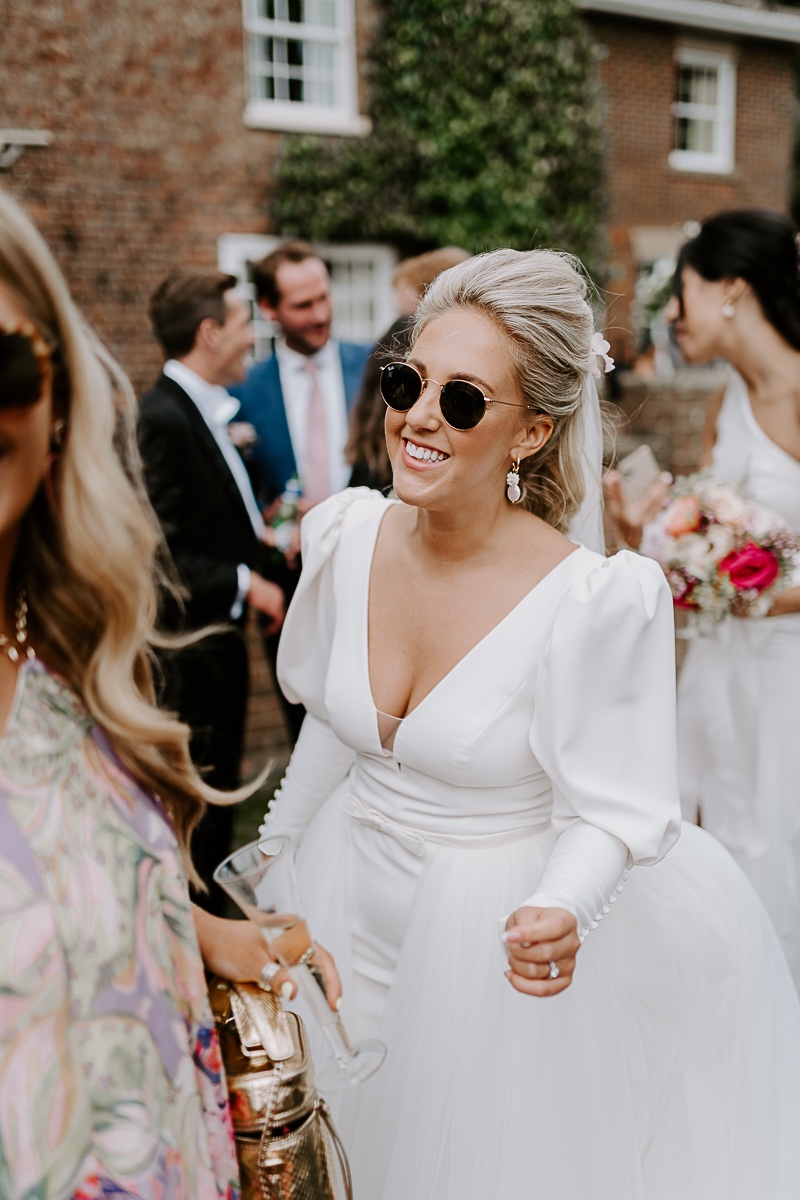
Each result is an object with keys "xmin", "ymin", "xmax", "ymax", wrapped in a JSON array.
[
  {"xmin": 163, "ymin": 359, "xmax": 264, "ymax": 618},
  {"xmin": 275, "ymin": 338, "xmax": 352, "ymax": 495}
]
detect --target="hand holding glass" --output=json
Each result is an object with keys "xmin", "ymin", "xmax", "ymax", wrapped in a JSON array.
[{"xmin": 214, "ymin": 837, "xmax": 386, "ymax": 1091}]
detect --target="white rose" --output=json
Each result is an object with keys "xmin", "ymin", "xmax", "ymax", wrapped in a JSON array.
[
  {"xmin": 705, "ymin": 523, "xmax": 734, "ymax": 559},
  {"xmin": 671, "ymin": 532, "xmax": 716, "ymax": 580},
  {"xmin": 705, "ymin": 484, "xmax": 748, "ymax": 529},
  {"xmin": 744, "ymin": 501, "xmax": 789, "ymax": 539}
]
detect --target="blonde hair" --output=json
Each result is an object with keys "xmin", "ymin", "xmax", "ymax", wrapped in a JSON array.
[
  {"xmin": 393, "ymin": 247, "xmax": 471, "ymax": 300},
  {"xmin": 0, "ymin": 186, "xmax": 237, "ymax": 886},
  {"xmin": 412, "ymin": 248, "xmax": 595, "ymax": 532}
]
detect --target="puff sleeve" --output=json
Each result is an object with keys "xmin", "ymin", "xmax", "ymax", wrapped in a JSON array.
[
  {"xmin": 260, "ymin": 488, "xmax": 383, "ymax": 846},
  {"xmin": 524, "ymin": 551, "xmax": 682, "ymax": 938}
]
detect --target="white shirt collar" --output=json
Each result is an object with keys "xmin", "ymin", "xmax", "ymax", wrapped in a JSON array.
[
  {"xmin": 163, "ymin": 359, "xmax": 240, "ymax": 426},
  {"xmin": 275, "ymin": 336, "xmax": 338, "ymax": 374}
]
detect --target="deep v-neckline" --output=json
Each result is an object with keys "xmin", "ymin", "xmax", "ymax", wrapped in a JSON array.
[{"xmin": 362, "ymin": 503, "xmax": 583, "ymax": 735}]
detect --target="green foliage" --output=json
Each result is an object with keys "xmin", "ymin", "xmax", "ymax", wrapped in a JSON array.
[{"xmin": 270, "ymin": 0, "xmax": 604, "ymax": 264}]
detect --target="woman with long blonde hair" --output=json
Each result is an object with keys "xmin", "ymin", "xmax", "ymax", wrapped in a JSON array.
[{"xmin": 0, "ymin": 188, "xmax": 338, "ymax": 1197}]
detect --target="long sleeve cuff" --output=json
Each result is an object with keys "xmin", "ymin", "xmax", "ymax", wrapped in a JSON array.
[
  {"xmin": 259, "ymin": 713, "xmax": 355, "ymax": 847},
  {"xmin": 521, "ymin": 821, "xmax": 630, "ymax": 942}
]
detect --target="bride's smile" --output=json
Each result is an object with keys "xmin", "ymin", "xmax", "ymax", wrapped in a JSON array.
[
  {"xmin": 401, "ymin": 437, "xmax": 450, "ymax": 464},
  {"xmin": 386, "ymin": 308, "xmax": 545, "ymax": 515}
]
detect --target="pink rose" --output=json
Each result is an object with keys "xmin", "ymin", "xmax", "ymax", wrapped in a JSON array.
[
  {"xmin": 718, "ymin": 543, "xmax": 780, "ymax": 593},
  {"xmin": 664, "ymin": 496, "xmax": 701, "ymax": 537}
]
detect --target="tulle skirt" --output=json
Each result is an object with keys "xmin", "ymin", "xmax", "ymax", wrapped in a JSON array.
[
  {"xmin": 677, "ymin": 614, "xmax": 800, "ymax": 986},
  {"xmin": 294, "ymin": 785, "xmax": 800, "ymax": 1199}
]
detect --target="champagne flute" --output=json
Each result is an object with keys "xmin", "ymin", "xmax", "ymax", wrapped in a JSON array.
[{"xmin": 214, "ymin": 836, "xmax": 386, "ymax": 1091}]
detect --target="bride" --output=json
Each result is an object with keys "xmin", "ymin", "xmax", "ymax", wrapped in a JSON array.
[{"xmin": 260, "ymin": 248, "xmax": 800, "ymax": 1198}]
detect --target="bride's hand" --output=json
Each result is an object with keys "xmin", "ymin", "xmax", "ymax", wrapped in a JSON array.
[
  {"xmin": 192, "ymin": 907, "xmax": 343, "ymax": 1011},
  {"xmin": 503, "ymin": 906, "xmax": 580, "ymax": 997}
]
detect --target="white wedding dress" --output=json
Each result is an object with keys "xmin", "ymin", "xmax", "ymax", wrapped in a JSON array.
[
  {"xmin": 261, "ymin": 487, "xmax": 800, "ymax": 1200},
  {"xmin": 677, "ymin": 371, "xmax": 800, "ymax": 985}
]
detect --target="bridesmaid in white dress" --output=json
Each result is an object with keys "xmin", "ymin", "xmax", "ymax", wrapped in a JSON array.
[
  {"xmin": 260, "ymin": 248, "xmax": 800, "ymax": 1199},
  {"xmin": 609, "ymin": 210, "xmax": 800, "ymax": 985}
]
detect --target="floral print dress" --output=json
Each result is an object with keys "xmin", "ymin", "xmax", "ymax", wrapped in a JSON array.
[{"xmin": 0, "ymin": 658, "xmax": 240, "ymax": 1200}]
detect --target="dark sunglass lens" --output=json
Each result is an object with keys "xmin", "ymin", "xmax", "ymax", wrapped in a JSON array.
[
  {"xmin": 380, "ymin": 363, "xmax": 421, "ymax": 412},
  {"xmin": 440, "ymin": 380, "xmax": 486, "ymax": 430},
  {"xmin": 0, "ymin": 334, "xmax": 43, "ymax": 408}
]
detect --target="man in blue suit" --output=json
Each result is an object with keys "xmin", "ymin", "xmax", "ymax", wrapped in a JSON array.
[
  {"xmin": 229, "ymin": 241, "xmax": 371, "ymax": 740},
  {"xmin": 230, "ymin": 240, "xmax": 371, "ymax": 506}
]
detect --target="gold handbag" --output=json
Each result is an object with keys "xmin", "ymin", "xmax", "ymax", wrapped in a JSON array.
[{"xmin": 210, "ymin": 978, "xmax": 353, "ymax": 1200}]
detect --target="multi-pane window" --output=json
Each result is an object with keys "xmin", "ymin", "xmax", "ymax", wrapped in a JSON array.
[
  {"xmin": 242, "ymin": 0, "xmax": 369, "ymax": 134},
  {"xmin": 217, "ymin": 233, "xmax": 398, "ymax": 357},
  {"xmin": 669, "ymin": 50, "xmax": 736, "ymax": 174}
]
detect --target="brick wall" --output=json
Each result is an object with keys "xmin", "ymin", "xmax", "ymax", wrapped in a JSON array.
[
  {"xmin": 608, "ymin": 365, "xmax": 727, "ymax": 480},
  {"xmin": 7, "ymin": 5, "xmax": 793, "ymax": 388},
  {"xmin": 1, "ymin": 0, "xmax": 376, "ymax": 396},
  {"xmin": 587, "ymin": 15, "xmax": 797, "ymax": 364}
]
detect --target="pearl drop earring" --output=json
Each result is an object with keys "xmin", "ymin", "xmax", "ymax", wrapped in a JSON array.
[
  {"xmin": 721, "ymin": 302, "xmax": 736, "ymax": 319},
  {"xmin": 506, "ymin": 457, "xmax": 522, "ymax": 504}
]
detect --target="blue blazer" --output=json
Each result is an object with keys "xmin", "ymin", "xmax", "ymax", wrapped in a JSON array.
[{"xmin": 230, "ymin": 341, "xmax": 371, "ymax": 503}]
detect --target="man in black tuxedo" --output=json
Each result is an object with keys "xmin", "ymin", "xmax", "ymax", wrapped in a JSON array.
[{"xmin": 139, "ymin": 270, "xmax": 285, "ymax": 913}]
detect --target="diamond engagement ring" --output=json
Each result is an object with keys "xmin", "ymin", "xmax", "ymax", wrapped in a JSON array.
[
  {"xmin": 548, "ymin": 960, "xmax": 560, "ymax": 980},
  {"xmin": 258, "ymin": 961, "xmax": 283, "ymax": 992}
]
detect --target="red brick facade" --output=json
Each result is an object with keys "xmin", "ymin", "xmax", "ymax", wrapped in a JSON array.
[
  {"xmin": 2, "ymin": 0, "xmax": 376, "ymax": 396},
  {"xmin": 4, "ymin": 4, "xmax": 796, "ymax": 383},
  {"xmin": 586, "ymin": 14, "xmax": 797, "ymax": 364}
]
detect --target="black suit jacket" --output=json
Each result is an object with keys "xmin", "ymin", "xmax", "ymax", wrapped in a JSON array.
[{"xmin": 138, "ymin": 373, "xmax": 262, "ymax": 632}]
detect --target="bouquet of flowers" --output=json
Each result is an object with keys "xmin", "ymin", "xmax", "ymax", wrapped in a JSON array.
[{"xmin": 641, "ymin": 473, "xmax": 800, "ymax": 621}]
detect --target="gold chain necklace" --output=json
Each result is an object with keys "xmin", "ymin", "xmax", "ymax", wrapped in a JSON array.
[{"xmin": 0, "ymin": 593, "xmax": 35, "ymax": 664}]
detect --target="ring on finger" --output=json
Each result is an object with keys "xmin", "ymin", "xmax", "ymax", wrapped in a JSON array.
[
  {"xmin": 258, "ymin": 961, "xmax": 282, "ymax": 992},
  {"xmin": 548, "ymin": 960, "xmax": 560, "ymax": 980}
]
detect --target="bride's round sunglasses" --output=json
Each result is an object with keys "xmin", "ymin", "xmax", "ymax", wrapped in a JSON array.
[
  {"xmin": 379, "ymin": 361, "xmax": 528, "ymax": 431},
  {"xmin": 0, "ymin": 321, "xmax": 53, "ymax": 409}
]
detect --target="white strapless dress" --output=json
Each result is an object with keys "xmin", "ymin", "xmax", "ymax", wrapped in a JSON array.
[
  {"xmin": 677, "ymin": 372, "xmax": 800, "ymax": 985},
  {"xmin": 262, "ymin": 488, "xmax": 800, "ymax": 1200}
]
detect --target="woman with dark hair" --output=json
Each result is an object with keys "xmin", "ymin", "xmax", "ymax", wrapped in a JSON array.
[{"xmin": 609, "ymin": 208, "xmax": 800, "ymax": 985}]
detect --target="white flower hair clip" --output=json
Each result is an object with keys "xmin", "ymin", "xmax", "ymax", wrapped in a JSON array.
[{"xmin": 590, "ymin": 331, "xmax": 615, "ymax": 377}]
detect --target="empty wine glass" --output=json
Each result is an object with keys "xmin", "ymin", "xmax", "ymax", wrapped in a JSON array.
[{"xmin": 214, "ymin": 836, "xmax": 386, "ymax": 1091}]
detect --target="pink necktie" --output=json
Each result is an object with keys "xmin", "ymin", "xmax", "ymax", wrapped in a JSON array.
[{"xmin": 303, "ymin": 359, "xmax": 331, "ymax": 507}]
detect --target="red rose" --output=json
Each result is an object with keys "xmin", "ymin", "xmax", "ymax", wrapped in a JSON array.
[{"xmin": 718, "ymin": 542, "xmax": 779, "ymax": 593}]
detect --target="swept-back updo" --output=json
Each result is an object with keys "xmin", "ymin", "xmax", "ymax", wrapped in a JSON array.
[
  {"xmin": 412, "ymin": 248, "xmax": 596, "ymax": 532},
  {"xmin": 675, "ymin": 209, "xmax": 800, "ymax": 350}
]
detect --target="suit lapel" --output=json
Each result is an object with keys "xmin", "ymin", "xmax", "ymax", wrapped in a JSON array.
[
  {"xmin": 339, "ymin": 342, "xmax": 369, "ymax": 412},
  {"xmin": 261, "ymin": 357, "xmax": 297, "ymax": 487},
  {"xmin": 155, "ymin": 375, "xmax": 257, "ymax": 531}
]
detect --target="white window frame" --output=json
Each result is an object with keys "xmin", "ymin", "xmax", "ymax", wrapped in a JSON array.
[
  {"xmin": 669, "ymin": 48, "xmax": 736, "ymax": 175},
  {"xmin": 217, "ymin": 233, "xmax": 398, "ymax": 357},
  {"xmin": 242, "ymin": 0, "xmax": 370, "ymax": 136}
]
